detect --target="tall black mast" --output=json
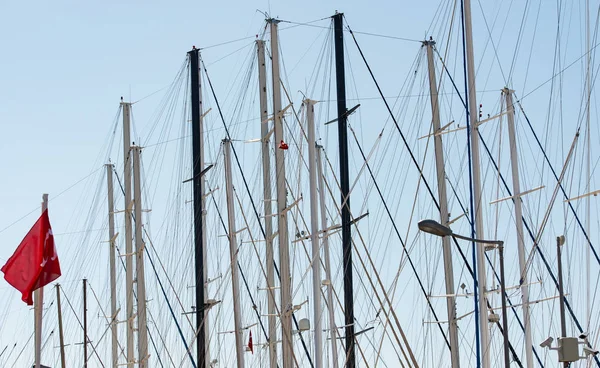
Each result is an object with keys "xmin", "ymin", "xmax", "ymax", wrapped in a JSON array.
[
  {"xmin": 188, "ymin": 46, "xmax": 205, "ymax": 368},
  {"xmin": 333, "ymin": 12, "xmax": 355, "ymax": 368}
]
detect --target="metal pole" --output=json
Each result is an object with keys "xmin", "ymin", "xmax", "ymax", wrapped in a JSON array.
[
  {"xmin": 503, "ymin": 88, "xmax": 533, "ymax": 367},
  {"xmin": 223, "ymin": 139, "xmax": 245, "ymax": 368},
  {"xmin": 83, "ymin": 278, "xmax": 88, "ymax": 368},
  {"xmin": 424, "ymin": 39, "xmax": 460, "ymax": 368},
  {"xmin": 121, "ymin": 99, "xmax": 135, "ymax": 367},
  {"xmin": 256, "ymin": 39, "xmax": 278, "ymax": 368},
  {"xmin": 498, "ymin": 244, "xmax": 510, "ymax": 368},
  {"xmin": 106, "ymin": 163, "xmax": 119, "ymax": 368},
  {"xmin": 462, "ymin": 0, "xmax": 490, "ymax": 365},
  {"xmin": 557, "ymin": 235, "xmax": 568, "ymax": 368},
  {"xmin": 133, "ymin": 146, "xmax": 149, "ymax": 367},
  {"xmin": 269, "ymin": 18, "xmax": 294, "ymax": 368},
  {"xmin": 585, "ymin": 0, "xmax": 592, "ymax": 335},
  {"xmin": 305, "ymin": 99, "xmax": 323, "ymax": 368},
  {"xmin": 188, "ymin": 46, "xmax": 207, "ymax": 368},
  {"xmin": 317, "ymin": 145, "xmax": 338, "ymax": 367},
  {"xmin": 34, "ymin": 193, "xmax": 48, "ymax": 368},
  {"xmin": 56, "ymin": 284, "xmax": 66, "ymax": 368},
  {"xmin": 332, "ymin": 12, "xmax": 356, "ymax": 367}
]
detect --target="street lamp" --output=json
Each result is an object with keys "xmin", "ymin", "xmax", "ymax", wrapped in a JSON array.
[
  {"xmin": 539, "ymin": 235, "xmax": 599, "ymax": 364},
  {"xmin": 418, "ymin": 219, "xmax": 510, "ymax": 368}
]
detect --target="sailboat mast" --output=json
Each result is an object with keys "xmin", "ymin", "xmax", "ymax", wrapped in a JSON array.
[
  {"xmin": 462, "ymin": 1, "xmax": 490, "ymax": 365},
  {"xmin": 120, "ymin": 100, "xmax": 135, "ymax": 367},
  {"xmin": 269, "ymin": 18, "xmax": 294, "ymax": 367},
  {"xmin": 317, "ymin": 145, "xmax": 339, "ymax": 367},
  {"xmin": 223, "ymin": 138, "xmax": 245, "ymax": 368},
  {"xmin": 133, "ymin": 146, "xmax": 149, "ymax": 367},
  {"xmin": 585, "ymin": 0, "xmax": 592, "ymax": 333},
  {"xmin": 332, "ymin": 12, "xmax": 356, "ymax": 368},
  {"xmin": 424, "ymin": 39, "xmax": 460, "ymax": 368},
  {"xmin": 34, "ymin": 193, "xmax": 48, "ymax": 368},
  {"xmin": 56, "ymin": 284, "xmax": 66, "ymax": 368},
  {"xmin": 305, "ymin": 99, "xmax": 323, "ymax": 368},
  {"xmin": 188, "ymin": 46, "xmax": 207, "ymax": 368},
  {"xmin": 503, "ymin": 88, "xmax": 533, "ymax": 367},
  {"xmin": 106, "ymin": 163, "xmax": 119, "ymax": 368},
  {"xmin": 256, "ymin": 39, "xmax": 278, "ymax": 368},
  {"xmin": 83, "ymin": 278, "xmax": 88, "ymax": 368}
]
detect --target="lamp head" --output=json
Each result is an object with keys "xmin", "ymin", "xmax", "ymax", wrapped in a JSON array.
[
  {"xmin": 557, "ymin": 235, "xmax": 566, "ymax": 246},
  {"xmin": 418, "ymin": 219, "xmax": 453, "ymax": 237}
]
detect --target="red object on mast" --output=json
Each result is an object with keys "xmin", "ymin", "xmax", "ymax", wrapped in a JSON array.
[
  {"xmin": 1, "ymin": 209, "xmax": 61, "ymax": 305},
  {"xmin": 248, "ymin": 330, "xmax": 253, "ymax": 354}
]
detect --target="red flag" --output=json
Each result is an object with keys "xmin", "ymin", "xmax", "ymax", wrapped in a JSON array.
[
  {"xmin": 1, "ymin": 209, "xmax": 61, "ymax": 305},
  {"xmin": 248, "ymin": 330, "xmax": 253, "ymax": 354}
]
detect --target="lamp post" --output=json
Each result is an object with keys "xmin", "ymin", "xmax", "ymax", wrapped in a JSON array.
[
  {"xmin": 539, "ymin": 235, "xmax": 600, "ymax": 363},
  {"xmin": 418, "ymin": 219, "xmax": 510, "ymax": 368},
  {"xmin": 556, "ymin": 235, "xmax": 569, "ymax": 368}
]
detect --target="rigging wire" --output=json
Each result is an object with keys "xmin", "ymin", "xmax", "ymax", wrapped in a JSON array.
[
  {"xmin": 112, "ymin": 165, "xmax": 196, "ymax": 367},
  {"xmin": 200, "ymin": 52, "xmax": 315, "ymax": 365},
  {"xmin": 0, "ymin": 165, "xmax": 105, "ymax": 235}
]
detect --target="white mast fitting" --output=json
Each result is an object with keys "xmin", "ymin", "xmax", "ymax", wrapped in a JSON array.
[
  {"xmin": 462, "ymin": 0, "xmax": 491, "ymax": 366},
  {"xmin": 121, "ymin": 100, "xmax": 135, "ymax": 367},
  {"xmin": 503, "ymin": 88, "xmax": 533, "ymax": 367},
  {"xmin": 424, "ymin": 39, "xmax": 460, "ymax": 368},
  {"xmin": 223, "ymin": 138, "xmax": 245, "ymax": 368},
  {"xmin": 269, "ymin": 18, "xmax": 294, "ymax": 368},
  {"xmin": 106, "ymin": 163, "xmax": 119, "ymax": 368},
  {"xmin": 34, "ymin": 193, "xmax": 48, "ymax": 368},
  {"xmin": 132, "ymin": 145, "xmax": 149, "ymax": 367},
  {"xmin": 256, "ymin": 38, "xmax": 278, "ymax": 368},
  {"xmin": 305, "ymin": 98, "xmax": 323, "ymax": 368}
]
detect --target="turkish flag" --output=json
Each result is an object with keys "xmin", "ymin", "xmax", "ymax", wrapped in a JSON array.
[{"xmin": 1, "ymin": 209, "xmax": 61, "ymax": 305}]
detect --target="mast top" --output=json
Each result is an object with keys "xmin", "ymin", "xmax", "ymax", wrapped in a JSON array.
[{"xmin": 422, "ymin": 37, "xmax": 436, "ymax": 47}]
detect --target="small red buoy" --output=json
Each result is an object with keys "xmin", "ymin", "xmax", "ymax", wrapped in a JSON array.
[{"xmin": 279, "ymin": 140, "xmax": 289, "ymax": 150}]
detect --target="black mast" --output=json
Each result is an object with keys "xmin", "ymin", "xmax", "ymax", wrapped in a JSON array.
[
  {"xmin": 188, "ymin": 46, "xmax": 205, "ymax": 368},
  {"xmin": 333, "ymin": 12, "xmax": 355, "ymax": 368}
]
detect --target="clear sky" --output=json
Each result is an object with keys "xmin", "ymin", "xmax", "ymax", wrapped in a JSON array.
[{"xmin": 0, "ymin": 0, "xmax": 595, "ymax": 367}]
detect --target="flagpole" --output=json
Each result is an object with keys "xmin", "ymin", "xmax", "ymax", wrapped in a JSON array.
[{"xmin": 34, "ymin": 193, "xmax": 48, "ymax": 368}]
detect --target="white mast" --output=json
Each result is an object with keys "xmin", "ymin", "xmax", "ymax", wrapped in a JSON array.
[
  {"xmin": 106, "ymin": 163, "xmax": 119, "ymax": 368},
  {"xmin": 256, "ymin": 39, "xmax": 278, "ymax": 368},
  {"xmin": 316, "ymin": 145, "xmax": 338, "ymax": 367},
  {"xmin": 305, "ymin": 99, "xmax": 323, "ymax": 368},
  {"xmin": 269, "ymin": 18, "xmax": 294, "ymax": 368},
  {"xmin": 223, "ymin": 139, "xmax": 245, "ymax": 368},
  {"xmin": 585, "ymin": 0, "xmax": 592, "ymax": 334},
  {"xmin": 424, "ymin": 39, "xmax": 460, "ymax": 368},
  {"xmin": 56, "ymin": 284, "xmax": 67, "ymax": 368},
  {"xmin": 34, "ymin": 193, "xmax": 48, "ymax": 368},
  {"xmin": 121, "ymin": 100, "xmax": 135, "ymax": 367},
  {"xmin": 504, "ymin": 88, "xmax": 533, "ymax": 367},
  {"xmin": 132, "ymin": 145, "xmax": 149, "ymax": 367},
  {"xmin": 462, "ymin": 1, "xmax": 490, "ymax": 366}
]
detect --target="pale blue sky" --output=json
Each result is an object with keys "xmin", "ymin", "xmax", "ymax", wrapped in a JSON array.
[{"xmin": 0, "ymin": 0, "xmax": 595, "ymax": 366}]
